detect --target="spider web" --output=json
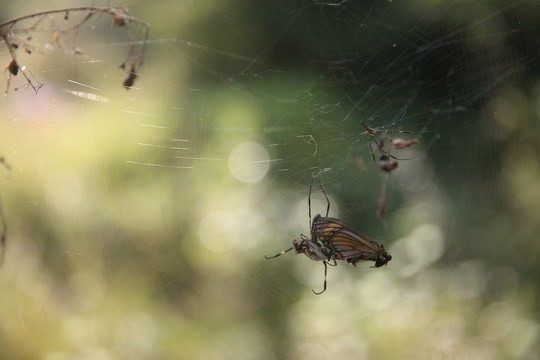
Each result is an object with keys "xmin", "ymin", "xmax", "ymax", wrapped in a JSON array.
[{"xmin": 1, "ymin": 0, "xmax": 540, "ymax": 359}]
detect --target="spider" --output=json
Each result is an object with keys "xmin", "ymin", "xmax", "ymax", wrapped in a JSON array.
[
  {"xmin": 336, "ymin": 97, "xmax": 412, "ymax": 165},
  {"xmin": 354, "ymin": 108, "xmax": 411, "ymax": 165}
]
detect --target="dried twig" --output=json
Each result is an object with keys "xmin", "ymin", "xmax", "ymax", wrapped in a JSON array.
[
  {"xmin": 375, "ymin": 136, "xmax": 400, "ymax": 224},
  {"xmin": 0, "ymin": 197, "xmax": 5, "ymax": 266},
  {"xmin": 0, "ymin": 157, "xmax": 10, "ymax": 266},
  {"xmin": 1, "ymin": 6, "xmax": 149, "ymax": 94},
  {"xmin": 376, "ymin": 173, "xmax": 390, "ymax": 220}
]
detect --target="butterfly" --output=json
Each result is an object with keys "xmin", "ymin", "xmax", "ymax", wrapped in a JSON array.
[
  {"xmin": 311, "ymin": 214, "xmax": 391, "ymax": 268},
  {"xmin": 265, "ymin": 181, "xmax": 391, "ymax": 294}
]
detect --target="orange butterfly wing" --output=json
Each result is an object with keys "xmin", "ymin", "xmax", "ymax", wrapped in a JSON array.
[{"xmin": 312, "ymin": 216, "xmax": 391, "ymax": 267}]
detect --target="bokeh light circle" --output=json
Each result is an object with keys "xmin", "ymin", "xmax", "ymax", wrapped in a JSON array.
[{"xmin": 228, "ymin": 141, "xmax": 269, "ymax": 183}]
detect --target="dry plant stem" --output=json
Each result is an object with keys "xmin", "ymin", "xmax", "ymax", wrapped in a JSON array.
[
  {"xmin": 376, "ymin": 172, "xmax": 390, "ymax": 222},
  {"xmin": 1, "ymin": 6, "xmax": 149, "ymax": 93},
  {"xmin": 2, "ymin": 33, "xmax": 43, "ymax": 94},
  {"xmin": 0, "ymin": 7, "xmax": 148, "ymax": 29},
  {"xmin": 120, "ymin": 22, "xmax": 149, "ymax": 71},
  {"xmin": 0, "ymin": 158, "xmax": 10, "ymax": 265},
  {"xmin": 0, "ymin": 198, "xmax": 5, "ymax": 266}
]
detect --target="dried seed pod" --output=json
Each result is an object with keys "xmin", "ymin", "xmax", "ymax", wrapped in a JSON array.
[
  {"xmin": 113, "ymin": 13, "xmax": 127, "ymax": 27},
  {"xmin": 378, "ymin": 159, "xmax": 398, "ymax": 173},
  {"xmin": 123, "ymin": 65, "xmax": 138, "ymax": 88},
  {"xmin": 392, "ymin": 138, "xmax": 419, "ymax": 150},
  {"xmin": 53, "ymin": 31, "xmax": 64, "ymax": 51},
  {"xmin": 8, "ymin": 60, "xmax": 18, "ymax": 76}
]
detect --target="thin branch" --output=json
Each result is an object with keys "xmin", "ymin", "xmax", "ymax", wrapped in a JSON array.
[
  {"xmin": 0, "ymin": 196, "xmax": 5, "ymax": 266},
  {"xmin": 0, "ymin": 7, "xmax": 148, "ymax": 29},
  {"xmin": 1, "ymin": 6, "xmax": 149, "ymax": 94}
]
